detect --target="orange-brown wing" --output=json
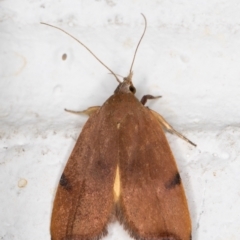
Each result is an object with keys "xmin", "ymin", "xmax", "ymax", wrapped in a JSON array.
[
  {"xmin": 118, "ymin": 106, "xmax": 191, "ymax": 240},
  {"xmin": 51, "ymin": 109, "xmax": 118, "ymax": 240}
]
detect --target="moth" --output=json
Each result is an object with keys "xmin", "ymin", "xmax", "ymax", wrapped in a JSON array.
[{"xmin": 42, "ymin": 14, "xmax": 195, "ymax": 240}]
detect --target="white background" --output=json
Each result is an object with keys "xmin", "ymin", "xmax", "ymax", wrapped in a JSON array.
[{"xmin": 1, "ymin": 1, "xmax": 240, "ymax": 239}]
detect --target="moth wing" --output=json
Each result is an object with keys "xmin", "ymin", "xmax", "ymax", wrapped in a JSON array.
[
  {"xmin": 51, "ymin": 110, "xmax": 118, "ymax": 240},
  {"xmin": 118, "ymin": 106, "xmax": 191, "ymax": 240}
]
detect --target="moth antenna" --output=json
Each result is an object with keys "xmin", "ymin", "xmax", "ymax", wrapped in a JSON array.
[
  {"xmin": 40, "ymin": 22, "xmax": 121, "ymax": 83},
  {"xmin": 108, "ymin": 72, "xmax": 124, "ymax": 78},
  {"xmin": 129, "ymin": 13, "xmax": 147, "ymax": 74}
]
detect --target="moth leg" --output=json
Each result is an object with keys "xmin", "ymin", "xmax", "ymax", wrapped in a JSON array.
[
  {"xmin": 65, "ymin": 106, "xmax": 100, "ymax": 116},
  {"xmin": 150, "ymin": 109, "xmax": 196, "ymax": 147},
  {"xmin": 140, "ymin": 95, "xmax": 161, "ymax": 106}
]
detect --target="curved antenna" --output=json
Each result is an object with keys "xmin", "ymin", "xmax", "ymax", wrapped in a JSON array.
[
  {"xmin": 40, "ymin": 22, "xmax": 121, "ymax": 83},
  {"xmin": 129, "ymin": 13, "xmax": 147, "ymax": 74}
]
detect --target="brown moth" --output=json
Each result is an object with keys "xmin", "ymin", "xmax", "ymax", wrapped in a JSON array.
[{"xmin": 42, "ymin": 14, "xmax": 195, "ymax": 240}]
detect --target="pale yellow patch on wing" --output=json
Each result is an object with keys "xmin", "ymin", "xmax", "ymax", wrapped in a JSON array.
[
  {"xmin": 117, "ymin": 123, "xmax": 120, "ymax": 129},
  {"xmin": 114, "ymin": 165, "xmax": 120, "ymax": 201}
]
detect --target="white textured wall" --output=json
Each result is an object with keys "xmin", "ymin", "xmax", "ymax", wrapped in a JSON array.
[{"xmin": 1, "ymin": 1, "xmax": 240, "ymax": 239}]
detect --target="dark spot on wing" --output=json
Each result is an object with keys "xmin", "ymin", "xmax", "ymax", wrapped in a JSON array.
[
  {"xmin": 59, "ymin": 173, "xmax": 71, "ymax": 190},
  {"xmin": 165, "ymin": 172, "xmax": 181, "ymax": 189}
]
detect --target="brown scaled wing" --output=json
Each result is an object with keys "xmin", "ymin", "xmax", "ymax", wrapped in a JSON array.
[
  {"xmin": 51, "ymin": 92, "xmax": 191, "ymax": 240},
  {"xmin": 115, "ymin": 93, "xmax": 192, "ymax": 240},
  {"xmin": 51, "ymin": 104, "xmax": 119, "ymax": 240}
]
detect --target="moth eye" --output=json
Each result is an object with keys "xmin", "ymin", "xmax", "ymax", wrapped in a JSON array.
[{"xmin": 129, "ymin": 85, "xmax": 136, "ymax": 93}]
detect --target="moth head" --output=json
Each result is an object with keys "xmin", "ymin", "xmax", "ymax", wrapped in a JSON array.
[
  {"xmin": 114, "ymin": 71, "xmax": 136, "ymax": 94},
  {"xmin": 113, "ymin": 14, "xmax": 146, "ymax": 95}
]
